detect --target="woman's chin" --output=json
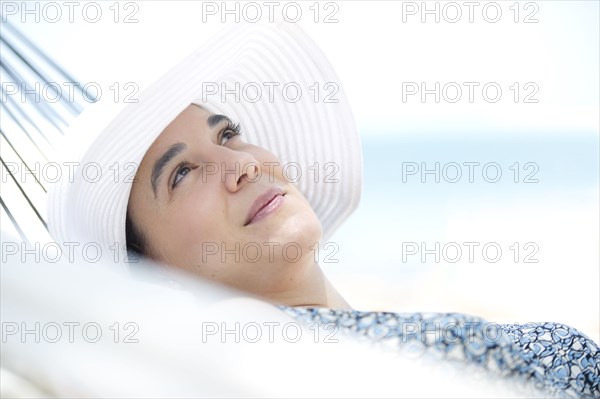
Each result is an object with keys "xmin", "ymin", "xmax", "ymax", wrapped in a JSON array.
[{"xmin": 269, "ymin": 211, "xmax": 322, "ymax": 247}]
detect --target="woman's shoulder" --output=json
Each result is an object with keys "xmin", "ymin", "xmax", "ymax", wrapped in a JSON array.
[
  {"xmin": 278, "ymin": 306, "xmax": 600, "ymax": 398},
  {"xmin": 278, "ymin": 305, "xmax": 499, "ymax": 338}
]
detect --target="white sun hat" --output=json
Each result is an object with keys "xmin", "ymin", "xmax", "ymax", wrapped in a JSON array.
[{"xmin": 47, "ymin": 21, "xmax": 362, "ymax": 266}]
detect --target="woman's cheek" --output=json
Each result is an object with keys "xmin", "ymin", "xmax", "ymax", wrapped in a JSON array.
[
  {"xmin": 175, "ymin": 198, "xmax": 223, "ymax": 241},
  {"xmin": 251, "ymin": 146, "xmax": 285, "ymax": 179}
]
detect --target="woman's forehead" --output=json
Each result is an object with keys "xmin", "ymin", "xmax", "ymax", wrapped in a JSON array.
[
  {"xmin": 138, "ymin": 106, "xmax": 233, "ymax": 176},
  {"xmin": 151, "ymin": 106, "xmax": 211, "ymax": 147}
]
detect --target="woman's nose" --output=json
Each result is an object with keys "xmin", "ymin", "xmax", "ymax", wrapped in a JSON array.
[{"xmin": 218, "ymin": 149, "xmax": 261, "ymax": 192}]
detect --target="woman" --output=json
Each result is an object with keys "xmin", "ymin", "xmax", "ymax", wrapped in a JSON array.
[
  {"xmin": 124, "ymin": 103, "xmax": 350, "ymax": 309},
  {"xmin": 48, "ymin": 22, "xmax": 599, "ymax": 398}
]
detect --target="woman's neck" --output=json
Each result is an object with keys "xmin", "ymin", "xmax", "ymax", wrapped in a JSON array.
[{"xmin": 265, "ymin": 261, "xmax": 352, "ymax": 310}]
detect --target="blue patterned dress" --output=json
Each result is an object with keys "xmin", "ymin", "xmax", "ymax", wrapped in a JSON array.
[{"xmin": 279, "ymin": 306, "xmax": 600, "ymax": 398}]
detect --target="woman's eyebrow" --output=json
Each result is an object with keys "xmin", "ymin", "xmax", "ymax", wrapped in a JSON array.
[
  {"xmin": 148, "ymin": 115, "xmax": 229, "ymax": 196},
  {"xmin": 150, "ymin": 143, "xmax": 187, "ymax": 197},
  {"xmin": 207, "ymin": 114, "xmax": 232, "ymax": 128}
]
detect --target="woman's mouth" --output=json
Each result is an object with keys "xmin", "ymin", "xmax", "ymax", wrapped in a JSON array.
[{"xmin": 244, "ymin": 187, "xmax": 286, "ymax": 226}]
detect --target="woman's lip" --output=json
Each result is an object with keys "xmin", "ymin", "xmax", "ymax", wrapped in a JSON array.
[{"xmin": 245, "ymin": 187, "xmax": 286, "ymax": 226}]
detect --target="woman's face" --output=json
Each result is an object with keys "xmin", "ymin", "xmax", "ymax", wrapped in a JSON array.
[{"xmin": 127, "ymin": 105, "xmax": 322, "ymax": 295}]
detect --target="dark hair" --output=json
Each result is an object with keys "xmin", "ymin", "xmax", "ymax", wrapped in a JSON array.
[{"xmin": 125, "ymin": 211, "xmax": 150, "ymax": 257}]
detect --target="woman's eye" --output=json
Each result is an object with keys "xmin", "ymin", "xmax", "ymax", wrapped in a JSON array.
[
  {"xmin": 220, "ymin": 129, "xmax": 240, "ymax": 145},
  {"xmin": 173, "ymin": 166, "xmax": 191, "ymax": 188}
]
